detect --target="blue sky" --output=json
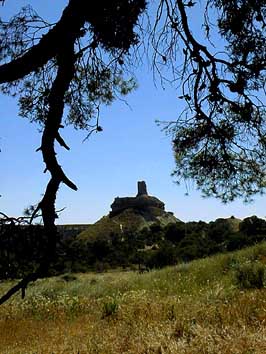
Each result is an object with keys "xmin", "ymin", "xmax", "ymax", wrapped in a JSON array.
[{"xmin": 1, "ymin": 0, "xmax": 266, "ymax": 224}]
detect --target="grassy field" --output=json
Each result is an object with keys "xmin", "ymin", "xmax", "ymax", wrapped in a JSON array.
[{"xmin": 2, "ymin": 243, "xmax": 266, "ymax": 353}]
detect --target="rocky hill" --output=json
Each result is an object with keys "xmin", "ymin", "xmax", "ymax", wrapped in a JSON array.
[
  {"xmin": 76, "ymin": 181, "xmax": 179, "ymax": 242},
  {"xmin": 210, "ymin": 216, "xmax": 241, "ymax": 233}
]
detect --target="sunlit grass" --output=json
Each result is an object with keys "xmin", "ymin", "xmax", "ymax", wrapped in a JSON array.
[{"xmin": 1, "ymin": 243, "xmax": 266, "ymax": 353}]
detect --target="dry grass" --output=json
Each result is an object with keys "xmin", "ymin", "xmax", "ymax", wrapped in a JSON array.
[{"xmin": 1, "ymin": 243, "xmax": 266, "ymax": 353}]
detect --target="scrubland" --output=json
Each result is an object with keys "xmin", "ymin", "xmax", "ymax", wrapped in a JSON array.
[{"xmin": 2, "ymin": 243, "xmax": 266, "ymax": 353}]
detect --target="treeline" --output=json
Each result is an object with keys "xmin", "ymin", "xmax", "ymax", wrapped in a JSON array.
[
  {"xmin": 0, "ymin": 223, "xmax": 48, "ymax": 279},
  {"xmin": 1, "ymin": 215, "xmax": 266, "ymax": 278},
  {"xmin": 69, "ymin": 216, "xmax": 266, "ymax": 272}
]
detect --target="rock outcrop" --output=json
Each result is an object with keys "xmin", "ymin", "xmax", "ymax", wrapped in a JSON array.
[
  {"xmin": 110, "ymin": 181, "xmax": 165, "ymax": 217},
  {"xmin": 76, "ymin": 181, "xmax": 179, "ymax": 242}
]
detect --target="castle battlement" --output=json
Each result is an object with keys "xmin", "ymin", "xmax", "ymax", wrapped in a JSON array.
[{"xmin": 109, "ymin": 181, "xmax": 164, "ymax": 217}]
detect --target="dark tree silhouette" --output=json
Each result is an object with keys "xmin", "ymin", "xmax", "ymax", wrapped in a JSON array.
[
  {"xmin": 0, "ymin": 0, "xmax": 146, "ymax": 303},
  {"xmin": 152, "ymin": 0, "xmax": 266, "ymax": 202},
  {"xmin": 2, "ymin": 0, "xmax": 266, "ymax": 303}
]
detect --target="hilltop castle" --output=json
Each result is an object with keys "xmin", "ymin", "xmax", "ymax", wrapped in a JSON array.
[{"xmin": 110, "ymin": 181, "xmax": 165, "ymax": 217}]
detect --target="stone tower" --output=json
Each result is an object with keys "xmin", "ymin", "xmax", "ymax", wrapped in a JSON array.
[
  {"xmin": 137, "ymin": 181, "xmax": 148, "ymax": 197},
  {"xmin": 109, "ymin": 180, "xmax": 165, "ymax": 217}
]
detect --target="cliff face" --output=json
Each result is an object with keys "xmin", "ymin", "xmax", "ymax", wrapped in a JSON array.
[{"xmin": 110, "ymin": 181, "xmax": 165, "ymax": 217}]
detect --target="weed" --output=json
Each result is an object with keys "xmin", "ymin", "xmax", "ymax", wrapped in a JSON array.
[
  {"xmin": 167, "ymin": 304, "xmax": 176, "ymax": 321},
  {"xmin": 221, "ymin": 254, "xmax": 239, "ymax": 273},
  {"xmin": 102, "ymin": 298, "xmax": 119, "ymax": 318}
]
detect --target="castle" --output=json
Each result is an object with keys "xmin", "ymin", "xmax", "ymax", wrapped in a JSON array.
[{"xmin": 109, "ymin": 181, "xmax": 165, "ymax": 217}]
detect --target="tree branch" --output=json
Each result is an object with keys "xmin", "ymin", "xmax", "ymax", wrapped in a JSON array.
[
  {"xmin": 0, "ymin": 32, "xmax": 78, "ymax": 306},
  {"xmin": 0, "ymin": 270, "xmax": 40, "ymax": 305},
  {"xmin": 56, "ymin": 132, "xmax": 70, "ymax": 150},
  {"xmin": 0, "ymin": 0, "xmax": 86, "ymax": 83}
]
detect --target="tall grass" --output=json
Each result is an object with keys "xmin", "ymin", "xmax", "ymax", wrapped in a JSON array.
[{"xmin": 1, "ymin": 243, "xmax": 266, "ymax": 353}]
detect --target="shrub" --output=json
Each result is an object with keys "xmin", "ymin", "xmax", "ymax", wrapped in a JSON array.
[
  {"xmin": 102, "ymin": 298, "xmax": 119, "ymax": 318},
  {"xmin": 61, "ymin": 274, "xmax": 77, "ymax": 282},
  {"xmin": 220, "ymin": 254, "xmax": 239, "ymax": 273},
  {"xmin": 234, "ymin": 262, "xmax": 266, "ymax": 289}
]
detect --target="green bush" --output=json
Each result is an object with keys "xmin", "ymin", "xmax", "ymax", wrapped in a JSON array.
[
  {"xmin": 102, "ymin": 298, "xmax": 119, "ymax": 318},
  {"xmin": 234, "ymin": 262, "xmax": 266, "ymax": 289}
]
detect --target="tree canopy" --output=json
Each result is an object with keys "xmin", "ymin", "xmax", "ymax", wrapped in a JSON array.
[
  {"xmin": 151, "ymin": 0, "xmax": 266, "ymax": 202},
  {"xmin": 2, "ymin": 1, "xmax": 266, "ymax": 203},
  {"xmin": 2, "ymin": 0, "xmax": 266, "ymax": 302}
]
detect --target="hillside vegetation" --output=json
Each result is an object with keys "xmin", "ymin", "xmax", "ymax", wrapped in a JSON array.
[
  {"xmin": 2, "ymin": 242, "xmax": 266, "ymax": 353},
  {"xmin": 2, "ymin": 214, "xmax": 266, "ymax": 278},
  {"xmin": 77, "ymin": 207, "xmax": 179, "ymax": 241},
  {"xmin": 68, "ymin": 215, "xmax": 265, "ymax": 273}
]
